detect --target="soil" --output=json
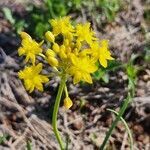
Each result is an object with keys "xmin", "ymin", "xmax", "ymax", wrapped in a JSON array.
[{"xmin": 0, "ymin": 0, "xmax": 150, "ymax": 149}]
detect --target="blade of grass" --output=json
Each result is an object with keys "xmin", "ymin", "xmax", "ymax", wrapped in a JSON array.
[
  {"xmin": 100, "ymin": 93, "xmax": 132, "ymax": 150},
  {"xmin": 107, "ymin": 108, "xmax": 133, "ymax": 150},
  {"xmin": 26, "ymin": 140, "xmax": 32, "ymax": 150}
]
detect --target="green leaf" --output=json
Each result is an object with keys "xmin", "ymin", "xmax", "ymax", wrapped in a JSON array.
[
  {"xmin": 0, "ymin": 134, "xmax": 8, "ymax": 144},
  {"xmin": 106, "ymin": 60, "xmax": 122, "ymax": 70},
  {"xmin": 102, "ymin": 73, "xmax": 109, "ymax": 83},
  {"xmin": 93, "ymin": 69, "xmax": 105, "ymax": 80},
  {"xmin": 14, "ymin": 20, "xmax": 26, "ymax": 33},
  {"xmin": 26, "ymin": 140, "xmax": 32, "ymax": 150},
  {"xmin": 2, "ymin": 7, "xmax": 15, "ymax": 24},
  {"xmin": 144, "ymin": 46, "xmax": 150, "ymax": 62},
  {"xmin": 35, "ymin": 22, "xmax": 49, "ymax": 38},
  {"xmin": 126, "ymin": 64, "xmax": 138, "ymax": 79},
  {"xmin": 93, "ymin": 69, "xmax": 109, "ymax": 83}
]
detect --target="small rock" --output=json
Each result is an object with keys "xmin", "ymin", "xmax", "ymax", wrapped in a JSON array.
[{"xmin": 72, "ymin": 118, "xmax": 83, "ymax": 130}]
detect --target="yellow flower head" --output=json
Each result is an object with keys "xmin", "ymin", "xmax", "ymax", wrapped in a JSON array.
[
  {"xmin": 18, "ymin": 17, "xmax": 114, "ymax": 92},
  {"xmin": 50, "ymin": 16, "xmax": 74, "ymax": 37},
  {"xmin": 90, "ymin": 40, "xmax": 114, "ymax": 68},
  {"xmin": 18, "ymin": 63, "xmax": 49, "ymax": 93},
  {"xmin": 18, "ymin": 32, "xmax": 43, "ymax": 64},
  {"xmin": 76, "ymin": 23, "xmax": 96, "ymax": 45},
  {"xmin": 63, "ymin": 97, "xmax": 73, "ymax": 109},
  {"xmin": 68, "ymin": 54, "xmax": 98, "ymax": 84}
]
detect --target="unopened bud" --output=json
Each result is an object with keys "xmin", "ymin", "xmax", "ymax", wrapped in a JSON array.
[
  {"xmin": 46, "ymin": 49, "xmax": 56, "ymax": 57},
  {"xmin": 64, "ymin": 97, "xmax": 73, "ymax": 109},
  {"xmin": 53, "ymin": 43, "xmax": 60, "ymax": 53},
  {"xmin": 47, "ymin": 56, "xmax": 58, "ymax": 67},
  {"xmin": 45, "ymin": 31, "xmax": 55, "ymax": 43}
]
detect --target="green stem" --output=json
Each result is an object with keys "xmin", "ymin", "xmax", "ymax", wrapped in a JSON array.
[
  {"xmin": 52, "ymin": 75, "xmax": 66, "ymax": 150},
  {"xmin": 64, "ymin": 85, "xmax": 69, "ymax": 98},
  {"xmin": 100, "ymin": 93, "xmax": 132, "ymax": 150}
]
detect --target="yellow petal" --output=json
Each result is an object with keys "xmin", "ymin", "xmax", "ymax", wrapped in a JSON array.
[
  {"xmin": 24, "ymin": 79, "xmax": 32, "ymax": 91},
  {"xmin": 18, "ymin": 47, "xmax": 25, "ymax": 56},
  {"xmin": 35, "ymin": 82, "xmax": 43, "ymax": 91},
  {"xmin": 39, "ymin": 40, "xmax": 44, "ymax": 46},
  {"xmin": 70, "ymin": 54, "xmax": 78, "ymax": 65},
  {"xmin": 40, "ymin": 76, "xmax": 49, "ymax": 83},
  {"xmin": 73, "ymin": 72, "xmax": 81, "ymax": 84},
  {"xmin": 107, "ymin": 55, "xmax": 114, "ymax": 60},
  {"xmin": 30, "ymin": 54, "xmax": 36, "ymax": 65},
  {"xmin": 88, "ymin": 64, "xmax": 98, "ymax": 72},
  {"xmin": 29, "ymin": 84, "xmax": 34, "ymax": 93},
  {"xmin": 20, "ymin": 32, "xmax": 31, "ymax": 39},
  {"xmin": 18, "ymin": 71, "xmax": 24, "ymax": 79},
  {"xmin": 83, "ymin": 73, "xmax": 92, "ymax": 84},
  {"xmin": 24, "ymin": 55, "xmax": 30, "ymax": 63},
  {"xmin": 99, "ymin": 56, "xmax": 107, "ymax": 68}
]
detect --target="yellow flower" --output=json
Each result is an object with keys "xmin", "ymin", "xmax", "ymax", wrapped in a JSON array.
[
  {"xmin": 90, "ymin": 40, "xmax": 114, "ymax": 68},
  {"xmin": 63, "ymin": 97, "xmax": 73, "ymax": 109},
  {"xmin": 18, "ymin": 32, "xmax": 43, "ymax": 64},
  {"xmin": 50, "ymin": 16, "xmax": 74, "ymax": 37},
  {"xmin": 68, "ymin": 54, "xmax": 98, "ymax": 84},
  {"xmin": 76, "ymin": 23, "xmax": 96, "ymax": 45},
  {"xmin": 18, "ymin": 63, "xmax": 49, "ymax": 93}
]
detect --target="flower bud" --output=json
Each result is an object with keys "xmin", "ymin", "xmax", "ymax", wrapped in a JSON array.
[
  {"xmin": 47, "ymin": 56, "xmax": 58, "ymax": 67},
  {"xmin": 53, "ymin": 43, "xmax": 60, "ymax": 53},
  {"xmin": 64, "ymin": 97, "xmax": 73, "ymax": 109},
  {"xmin": 45, "ymin": 31, "xmax": 55, "ymax": 43},
  {"xmin": 60, "ymin": 45, "xmax": 66, "ymax": 52},
  {"xmin": 46, "ymin": 49, "xmax": 56, "ymax": 57}
]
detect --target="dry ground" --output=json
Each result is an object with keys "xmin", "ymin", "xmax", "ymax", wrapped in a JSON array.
[{"xmin": 0, "ymin": 0, "xmax": 150, "ymax": 149}]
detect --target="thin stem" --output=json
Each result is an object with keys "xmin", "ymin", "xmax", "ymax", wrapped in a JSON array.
[
  {"xmin": 52, "ymin": 75, "xmax": 66, "ymax": 150},
  {"xmin": 107, "ymin": 109, "xmax": 133, "ymax": 150},
  {"xmin": 64, "ymin": 85, "xmax": 69, "ymax": 98},
  {"xmin": 100, "ymin": 93, "xmax": 132, "ymax": 150}
]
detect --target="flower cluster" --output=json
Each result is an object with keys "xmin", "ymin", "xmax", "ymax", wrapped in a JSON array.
[{"xmin": 18, "ymin": 16, "xmax": 113, "ymax": 109}]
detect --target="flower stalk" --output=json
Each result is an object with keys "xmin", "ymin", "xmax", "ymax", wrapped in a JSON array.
[{"xmin": 52, "ymin": 74, "xmax": 66, "ymax": 150}]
